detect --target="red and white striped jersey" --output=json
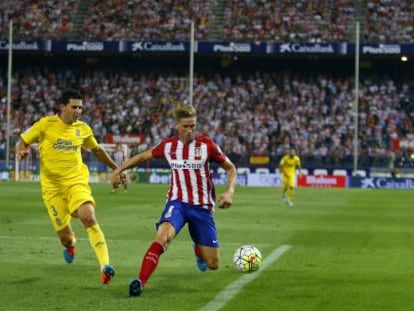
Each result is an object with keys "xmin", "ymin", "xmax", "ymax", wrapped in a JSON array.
[{"xmin": 152, "ymin": 135, "xmax": 226, "ymax": 209}]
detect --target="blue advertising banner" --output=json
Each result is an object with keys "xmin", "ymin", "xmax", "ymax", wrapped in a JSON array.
[
  {"xmin": 0, "ymin": 39, "xmax": 47, "ymax": 51},
  {"xmin": 347, "ymin": 43, "xmax": 414, "ymax": 55},
  {"xmin": 271, "ymin": 42, "xmax": 347, "ymax": 54},
  {"xmin": 51, "ymin": 41, "xmax": 120, "ymax": 52},
  {"xmin": 349, "ymin": 177, "xmax": 414, "ymax": 190},
  {"xmin": 3, "ymin": 39, "xmax": 414, "ymax": 56},
  {"xmin": 347, "ymin": 43, "xmax": 403, "ymax": 55},
  {"xmin": 198, "ymin": 41, "xmax": 267, "ymax": 54},
  {"xmin": 125, "ymin": 40, "xmax": 190, "ymax": 53}
]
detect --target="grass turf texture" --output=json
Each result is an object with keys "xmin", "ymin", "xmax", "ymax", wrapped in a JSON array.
[{"xmin": 0, "ymin": 182, "xmax": 412, "ymax": 311}]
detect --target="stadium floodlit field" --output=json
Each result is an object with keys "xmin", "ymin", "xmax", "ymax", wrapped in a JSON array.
[{"xmin": 0, "ymin": 181, "xmax": 413, "ymax": 311}]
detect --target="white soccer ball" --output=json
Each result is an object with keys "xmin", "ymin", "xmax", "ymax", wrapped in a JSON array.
[{"xmin": 233, "ymin": 245, "xmax": 262, "ymax": 273}]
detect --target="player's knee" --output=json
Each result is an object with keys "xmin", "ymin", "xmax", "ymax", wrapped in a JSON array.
[
  {"xmin": 80, "ymin": 217, "xmax": 97, "ymax": 228},
  {"xmin": 77, "ymin": 205, "xmax": 98, "ymax": 228}
]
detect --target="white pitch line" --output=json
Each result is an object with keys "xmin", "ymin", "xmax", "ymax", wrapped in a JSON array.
[{"xmin": 198, "ymin": 245, "xmax": 292, "ymax": 311}]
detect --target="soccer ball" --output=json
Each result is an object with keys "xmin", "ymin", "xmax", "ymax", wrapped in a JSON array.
[{"xmin": 233, "ymin": 245, "xmax": 262, "ymax": 273}]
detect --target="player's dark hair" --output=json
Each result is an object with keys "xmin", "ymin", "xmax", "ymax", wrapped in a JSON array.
[
  {"xmin": 175, "ymin": 105, "xmax": 197, "ymax": 120},
  {"xmin": 61, "ymin": 89, "xmax": 82, "ymax": 105}
]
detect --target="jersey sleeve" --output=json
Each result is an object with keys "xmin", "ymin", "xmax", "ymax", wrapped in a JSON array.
[
  {"xmin": 295, "ymin": 156, "xmax": 301, "ymax": 167},
  {"xmin": 279, "ymin": 155, "xmax": 286, "ymax": 166},
  {"xmin": 20, "ymin": 118, "xmax": 44, "ymax": 145},
  {"xmin": 151, "ymin": 139, "xmax": 166, "ymax": 158},
  {"xmin": 81, "ymin": 125, "xmax": 99, "ymax": 150},
  {"xmin": 208, "ymin": 139, "xmax": 226, "ymax": 163}
]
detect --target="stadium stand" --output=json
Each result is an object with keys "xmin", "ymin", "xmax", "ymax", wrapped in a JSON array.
[
  {"xmin": 1, "ymin": 0, "xmax": 413, "ymax": 43},
  {"xmin": 222, "ymin": 0, "xmax": 355, "ymax": 42},
  {"xmin": 0, "ymin": 0, "xmax": 77, "ymax": 39},
  {"xmin": 0, "ymin": 65, "xmax": 413, "ymax": 169},
  {"xmin": 83, "ymin": 0, "xmax": 214, "ymax": 41},
  {"xmin": 1, "ymin": 1, "xmax": 414, "ymax": 172}
]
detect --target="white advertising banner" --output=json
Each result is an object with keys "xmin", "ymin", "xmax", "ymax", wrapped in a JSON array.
[{"xmin": 247, "ymin": 173, "xmax": 283, "ymax": 187}]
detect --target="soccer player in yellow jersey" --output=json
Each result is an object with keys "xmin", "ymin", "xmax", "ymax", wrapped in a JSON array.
[
  {"xmin": 279, "ymin": 148, "xmax": 302, "ymax": 207},
  {"xmin": 16, "ymin": 89, "xmax": 123, "ymax": 284}
]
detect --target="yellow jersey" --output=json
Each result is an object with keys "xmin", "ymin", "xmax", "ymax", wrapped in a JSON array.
[
  {"xmin": 279, "ymin": 155, "xmax": 301, "ymax": 177},
  {"xmin": 20, "ymin": 115, "xmax": 98, "ymax": 188}
]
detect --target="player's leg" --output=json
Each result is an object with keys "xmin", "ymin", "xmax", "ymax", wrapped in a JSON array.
[
  {"xmin": 123, "ymin": 172, "xmax": 129, "ymax": 191},
  {"xmin": 42, "ymin": 188, "xmax": 76, "ymax": 263},
  {"xmin": 197, "ymin": 246, "xmax": 220, "ymax": 270},
  {"xmin": 287, "ymin": 176, "xmax": 295, "ymax": 206},
  {"xmin": 69, "ymin": 184, "xmax": 114, "ymax": 284},
  {"xmin": 188, "ymin": 205, "xmax": 219, "ymax": 271},
  {"xmin": 75, "ymin": 202, "xmax": 114, "ymax": 283},
  {"xmin": 130, "ymin": 200, "xmax": 185, "ymax": 297},
  {"xmin": 138, "ymin": 222, "xmax": 174, "ymax": 284},
  {"xmin": 129, "ymin": 222, "xmax": 175, "ymax": 297},
  {"xmin": 193, "ymin": 243, "xmax": 208, "ymax": 271},
  {"xmin": 58, "ymin": 226, "xmax": 77, "ymax": 263},
  {"xmin": 281, "ymin": 176, "xmax": 288, "ymax": 202}
]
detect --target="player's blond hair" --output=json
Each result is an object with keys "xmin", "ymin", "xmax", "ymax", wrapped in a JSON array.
[{"xmin": 175, "ymin": 105, "xmax": 197, "ymax": 121}]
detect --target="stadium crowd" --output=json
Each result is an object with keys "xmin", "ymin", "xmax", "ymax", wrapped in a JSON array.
[
  {"xmin": 223, "ymin": 0, "xmax": 355, "ymax": 43},
  {"xmin": 83, "ymin": 0, "xmax": 214, "ymax": 41},
  {"xmin": 1, "ymin": 0, "xmax": 414, "ymax": 43},
  {"xmin": 0, "ymin": 66, "xmax": 413, "ymax": 168},
  {"xmin": 0, "ymin": 0, "xmax": 77, "ymax": 39},
  {"xmin": 1, "ymin": 1, "xmax": 414, "ymax": 170},
  {"xmin": 362, "ymin": 0, "xmax": 414, "ymax": 43}
]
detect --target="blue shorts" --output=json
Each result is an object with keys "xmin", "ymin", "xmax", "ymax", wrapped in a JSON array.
[{"xmin": 156, "ymin": 200, "xmax": 219, "ymax": 247}]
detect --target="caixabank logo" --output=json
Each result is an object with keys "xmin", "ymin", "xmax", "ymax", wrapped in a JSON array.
[{"xmin": 351, "ymin": 177, "xmax": 414, "ymax": 190}]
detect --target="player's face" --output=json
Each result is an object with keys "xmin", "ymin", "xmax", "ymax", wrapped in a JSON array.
[
  {"xmin": 177, "ymin": 117, "xmax": 196, "ymax": 144},
  {"xmin": 60, "ymin": 99, "xmax": 83, "ymax": 124}
]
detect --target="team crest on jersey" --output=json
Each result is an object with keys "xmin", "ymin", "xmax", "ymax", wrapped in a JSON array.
[
  {"xmin": 195, "ymin": 147, "xmax": 201, "ymax": 159},
  {"xmin": 76, "ymin": 129, "xmax": 80, "ymax": 137}
]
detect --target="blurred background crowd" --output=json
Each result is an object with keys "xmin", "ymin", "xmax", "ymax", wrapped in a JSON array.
[
  {"xmin": 1, "ymin": 0, "xmax": 413, "ymax": 42},
  {"xmin": 1, "ymin": 0, "xmax": 414, "ymax": 170}
]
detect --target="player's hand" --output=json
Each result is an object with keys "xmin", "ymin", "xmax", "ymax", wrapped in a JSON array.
[
  {"xmin": 16, "ymin": 149, "xmax": 30, "ymax": 163},
  {"xmin": 218, "ymin": 192, "xmax": 233, "ymax": 209},
  {"xmin": 120, "ymin": 172, "xmax": 127, "ymax": 185},
  {"xmin": 110, "ymin": 169, "xmax": 123, "ymax": 188}
]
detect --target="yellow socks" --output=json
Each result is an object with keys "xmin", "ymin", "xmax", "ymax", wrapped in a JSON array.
[
  {"xmin": 87, "ymin": 224, "xmax": 109, "ymax": 268},
  {"xmin": 288, "ymin": 188, "xmax": 294, "ymax": 200}
]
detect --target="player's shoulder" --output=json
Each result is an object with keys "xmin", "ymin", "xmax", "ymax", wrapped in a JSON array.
[
  {"xmin": 196, "ymin": 134, "xmax": 215, "ymax": 144},
  {"xmin": 34, "ymin": 115, "xmax": 59, "ymax": 128},
  {"xmin": 161, "ymin": 136, "xmax": 178, "ymax": 144},
  {"xmin": 42, "ymin": 115, "xmax": 59, "ymax": 123},
  {"xmin": 280, "ymin": 154, "xmax": 289, "ymax": 161},
  {"xmin": 153, "ymin": 136, "xmax": 176, "ymax": 149},
  {"xmin": 74, "ymin": 119, "xmax": 90, "ymax": 127}
]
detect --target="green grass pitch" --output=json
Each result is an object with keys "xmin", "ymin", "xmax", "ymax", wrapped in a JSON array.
[{"xmin": 0, "ymin": 181, "xmax": 413, "ymax": 311}]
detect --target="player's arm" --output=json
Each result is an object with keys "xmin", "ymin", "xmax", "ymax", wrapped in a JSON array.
[
  {"xmin": 91, "ymin": 145, "xmax": 119, "ymax": 170},
  {"xmin": 296, "ymin": 157, "xmax": 302, "ymax": 176},
  {"xmin": 15, "ymin": 139, "xmax": 31, "ymax": 162},
  {"xmin": 110, "ymin": 148, "xmax": 154, "ymax": 187},
  {"xmin": 279, "ymin": 159, "xmax": 287, "ymax": 177},
  {"xmin": 217, "ymin": 156, "xmax": 236, "ymax": 209}
]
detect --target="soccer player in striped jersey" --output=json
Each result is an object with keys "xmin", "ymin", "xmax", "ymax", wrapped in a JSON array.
[
  {"xmin": 16, "ymin": 89, "xmax": 122, "ymax": 284},
  {"xmin": 111, "ymin": 105, "xmax": 237, "ymax": 297}
]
